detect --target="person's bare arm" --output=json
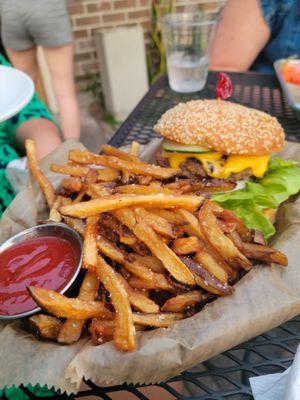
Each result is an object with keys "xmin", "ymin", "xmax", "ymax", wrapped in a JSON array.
[
  {"xmin": 16, "ymin": 118, "xmax": 62, "ymax": 160},
  {"xmin": 210, "ymin": 0, "xmax": 271, "ymax": 72}
]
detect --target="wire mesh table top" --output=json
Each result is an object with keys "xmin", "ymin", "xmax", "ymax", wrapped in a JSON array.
[{"xmin": 16, "ymin": 71, "xmax": 300, "ymax": 400}]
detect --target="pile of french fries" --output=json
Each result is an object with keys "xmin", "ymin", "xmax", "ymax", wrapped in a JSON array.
[{"xmin": 25, "ymin": 139, "xmax": 288, "ymax": 352}]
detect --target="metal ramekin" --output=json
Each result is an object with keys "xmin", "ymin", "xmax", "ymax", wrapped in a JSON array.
[{"xmin": 0, "ymin": 223, "xmax": 83, "ymax": 320}]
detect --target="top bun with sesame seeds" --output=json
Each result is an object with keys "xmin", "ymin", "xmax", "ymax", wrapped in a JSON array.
[{"xmin": 154, "ymin": 99, "xmax": 285, "ymax": 155}]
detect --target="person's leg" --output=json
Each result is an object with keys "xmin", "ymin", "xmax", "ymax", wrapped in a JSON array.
[
  {"xmin": 6, "ymin": 47, "xmax": 39, "ymax": 85},
  {"xmin": 43, "ymin": 44, "xmax": 81, "ymax": 140}
]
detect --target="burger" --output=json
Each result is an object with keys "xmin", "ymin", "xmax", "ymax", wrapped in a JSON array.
[
  {"xmin": 154, "ymin": 99, "xmax": 285, "ymax": 184},
  {"xmin": 153, "ymin": 100, "xmax": 300, "ymax": 240}
]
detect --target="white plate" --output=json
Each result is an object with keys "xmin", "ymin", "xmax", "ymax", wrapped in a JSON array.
[{"xmin": 0, "ymin": 65, "xmax": 34, "ymax": 123}]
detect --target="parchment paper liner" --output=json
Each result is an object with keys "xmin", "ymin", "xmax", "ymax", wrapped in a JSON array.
[{"xmin": 0, "ymin": 139, "xmax": 299, "ymax": 394}]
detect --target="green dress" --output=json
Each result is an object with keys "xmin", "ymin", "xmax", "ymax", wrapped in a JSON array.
[
  {"xmin": 0, "ymin": 54, "xmax": 55, "ymax": 217},
  {"xmin": 0, "ymin": 55, "xmax": 56, "ymax": 398}
]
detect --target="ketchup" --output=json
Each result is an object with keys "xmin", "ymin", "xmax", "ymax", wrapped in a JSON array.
[
  {"xmin": 216, "ymin": 72, "xmax": 233, "ymax": 100},
  {"xmin": 0, "ymin": 236, "xmax": 77, "ymax": 316}
]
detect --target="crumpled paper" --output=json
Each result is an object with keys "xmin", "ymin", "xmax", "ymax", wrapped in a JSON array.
[
  {"xmin": 250, "ymin": 344, "xmax": 300, "ymax": 400},
  {"xmin": 0, "ymin": 139, "xmax": 299, "ymax": 394},
  {"xmin": 5, "ymin": 157, "xmax": 28, "ymax": 193}
]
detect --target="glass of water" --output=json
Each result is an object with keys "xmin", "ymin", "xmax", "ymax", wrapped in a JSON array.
[{"xmin": 160, "ymin": 13, "xmax": 218, "ymax": 93}]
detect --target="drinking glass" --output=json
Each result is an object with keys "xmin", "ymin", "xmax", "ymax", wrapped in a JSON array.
[{"xmin": 161, "ymin": 12, "xmax": 218, "ymax": 93}]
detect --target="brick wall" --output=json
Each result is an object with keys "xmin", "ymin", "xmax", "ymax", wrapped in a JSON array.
[{"xmin": 67, "ymin": 0, "xmax": 222, "ymax": 88}]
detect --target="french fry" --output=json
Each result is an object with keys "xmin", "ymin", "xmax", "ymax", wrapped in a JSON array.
[
  {"xmin": 85, "ymin": 169, "xmax": 98, "ymax": 184},
  {"xmin": 28, "ymin": 314, "xmax": 63, "ymax": 340},
  {"xmin": 69, "ymin": 149, "xmax": 179, "ymax": 179},
  {"xmin": 164, "ymin": 180, "xmax": 193, "ymax": 192},
  {"xmin": 58, "ymin": 271, "xmax": 99, "ymax": 344},
  {"xmin": 166, "ymin": 179, "xmax": 236, "ymax": 193},
  {"xmin": 67, "ymin": 161, "xmax": 83, "ymax": 167},
  {"xmin": 27, "ymin": 286, "xmax": 112, "ymax": 320},
  {"xmin": 137, "ymin": 175, "xmax": 152, "ymax": 185},
  {"xmin": 116, "ymin": 185, "xmax": 176, "ymax": 195},
  {"xmin": 124, "ymin": 258, "xmax": 161, "ymax": 281},
  {"xmin": 228, "ymin": 231, "xmax": 288, "ymax": 266},
  {"xmin": 178, "ymin": 209, "xmax": 205, "ymax": 240},
  {"xmin": 97, "ymin": 168, "xmax": 120, "ymax": 182},
  {"xmin": 192, "ymin": 179, "xmax": 237, "ymax": 193},
  {"xmin": 124, "ymin": 259, "xmax": 173, "ymax": 291},
  {"xmin": 97, "ymin": 236, "xmax": 126, "ymax": 264},
  {"xmin": 95, "ymin": 256, "xmax": 135, "ymax": 351},
  {"xmin": 25, "ymin": 139, "xmax": 56, "ymax": 207},
  {"xmin": 209, "ymin": 202, "xmax": 225, "ymax": 214},
  {"xmin": 151, "ymin": 209, "xmax": 186, "ymax": 225},
  {"xmin": 217, "ymin": 220, "xmax": 238, "ymax": 234},
  {"xmin": 115, "ymin": 273, "xmax": 159, "ymax": 313},
  {"xmin": 60, "ymin": 193, "xmax": 203, "ymax": 218},
  {"xmin": 226, "ymin": 229, "xmax": 248, "ymax": 251},
  {"xmin": 51, "ymin": 163, "xmax": 89, "ymax": 177},
  {"xmin": 62, "ymin": 216, "xmax": 85, "ymax": 236},
  {"xmin": 49, "ymin": 195, "xmax": 64, "ymax": 222},
  {"xmin": 61, "ymin": 196, "xmax": 73, "ymax": 207},
  {"xmin": 116, "ymin": 208, "xmax": 195, "ymax": 285},
  {"xmin": 127, "ymin": 254, "xmax": 165, "ymax": 273},
  {"xmin": 217, "ymin": 209, "xmax": 253, "ymax": 242},
  {"xmin": 198, "ymin": 202, "xmax": 252, "ymax": 270},
  {"xmin": 127, "ymin": 292, "xmax": 160, "ymax": 314},
  {"xmin": 89, "ymin": 319, "xmax": 114, "ymax": 344},
  {"xmin": 171, "ymin": 237, "xmax": 201, "ymax": 255},
  {"xmin": 101, "ymin": 144, "xmax": 142, "ymax": 164},
  {"xmin": 128, "ymin": 275, "xmax": 175, "ymax": 291},
  {"xmin": 130, "ymin": 141, "xmax": 140, "ymax": 156},
  {"xmin": 89, "ymin": 319, "xmax": 145, "ymax": 345},
  {"xmin": 161, "ymin": 291, "xmax": 211, "ymax": 312},
  {"xmin": 62, "ymin": 177, "xmax": 82, "ymax": 193},
  {"xmin": 121, "ymin": 141, "xmax": 140, "ymax": 184},
  {"xmin": 87, "ymin": 183, "xmax": 114, "ymax": 199},
  {"xmin": 242, "ymin": 243, "xmax": 288, "ymax": 266},
  {"xmin": 83, "ymin": 215, "xmax": 99, "ymax": 269},
  {"xmin": 132, "ymin": 312, "xmax": 184, "ymax": 328},
  {"xmin": 149, "ymin": 180, "xmax": 162, "ymax": 187},
  {"xmin": 131, "ymin": 214, "xmax": 195, "ymax": 285},
  {"xmin": 113, "ymin": 207, "xmax": 137, "ymax": 228},
  {"xmin": 195, "ymin": 250, "xmax": 228, "ymax": 284},
  {"xmin": 134, "ymin": 207, "xmax": 175, "ymax": 239},
  {"xmin": 119, "ymin": 225, "xmax": 137, "ymax": 246},
  {"xmin": 201, "ymin": 242, "xmax": 237, "ymax": 282},
  {"xmin": 180, "ymin": 256, "xmax": 233, "ymax": 296}
]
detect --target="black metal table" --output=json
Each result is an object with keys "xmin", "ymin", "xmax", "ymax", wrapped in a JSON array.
[{"xmin": 18, "ymin": 72, "xmax": 300, "ymax": 400}]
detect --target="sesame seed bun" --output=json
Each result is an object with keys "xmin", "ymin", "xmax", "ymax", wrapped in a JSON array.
[{"xmin": 154, "ymin": 100, "xmax": 285, "ymax": 155}]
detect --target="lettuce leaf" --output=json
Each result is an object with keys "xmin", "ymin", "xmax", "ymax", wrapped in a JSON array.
[{"xmin": 212, "ymin": 157, "xmax": 300, "ymax": 239}]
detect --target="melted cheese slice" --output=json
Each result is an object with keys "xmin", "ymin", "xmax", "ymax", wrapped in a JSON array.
[{"xmin": 163, "ymin": 151, "xmax": 270, "ymax": 179}]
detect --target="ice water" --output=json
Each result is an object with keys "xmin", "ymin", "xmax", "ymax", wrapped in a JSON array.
[{"xmin": 167, "ymin": 52, "xmax": 209, "ymax": 93}]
